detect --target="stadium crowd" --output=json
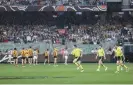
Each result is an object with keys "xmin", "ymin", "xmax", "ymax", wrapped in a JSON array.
[
  {"xmin": 0, "ymin": 0, "xmax": 106, "ymax": 6},
  {"xmin": 0, "ymin": 22, "xmax": 132, "ymax": 45}
]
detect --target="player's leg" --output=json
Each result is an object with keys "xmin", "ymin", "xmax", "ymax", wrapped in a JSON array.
[
  {"xmin": 55, "ymin": 58, "xmax": 57, "ymax": 65},
  {"xmin": 73, "ymin": 58, "xmax": 79, "ymax": 68},
  {"xmin": 73, "ymin": 58, "xmax": 81, "ymax": 70},
  {"xmin": 8, "ymin": 55, "xmax": 12, "ymax": 64},
  {"xmin": 53, "ymin": 57, "xmax": 55, "ymax": 65},
  {"xmin": 44, "ymin": 57, "xmax": 47, "ymax": 65},
  {"xmin": 15, "ymin": 58, "xmax": 18, "ymax": 66},
  {"xmin": 48, "ymin": 57, "xmax": 50, "ymax": 65},
  {"xmin": 30, "ymin": 57, "xmax": 33, "ymax": 64},
  {"xmin": 54, "ymin": 57, "xmax": 58, "ymax": 66},
  {"xmin": 36, "ymin": 56, "xmax": 38, "ymax": 65},
  {"xmin": 115, "ymin": 59, "xmax": 120, "ymax": 73},
  {"xmin": 28, "ymin": 57, "xmax": 30, "ymax": 64},
  {"xmin": 25, "ymin": 57, "xmax": 27, "ymax": 64},
  {"xmin": 77, "ymin": 60, "xmax": 84, "ymax": 72},
  {"xmin": 24, "ymin": 58, "xmax": 26, "ymax": 64},
  {"xmin": 13, "ymin": 58, "xmax": 15, "ymax": 65},
  {"xmin": 101, "ymin": 59, "xmax": 108, "ymax": 71},
  {"xmin": 120, "ymin": 60, "xmax": 128, "ymax": 72},
  {"xmin": 29, "ymin": 57, "xmax": 31, "ymax": 64},
  {"xmin": 64, "ymin": 56, "xmax": 68, "ymax": 65},
  {"xmin": 97, "ymin": 59, "xmax": 101, "ymax": 71},
  {"xmin": 33, "ymin": 56, "xmax": 35, "ymax": 65},
  {"xmin": 22, "ymin": 58, "xmax": 24, "ymax": 66}
]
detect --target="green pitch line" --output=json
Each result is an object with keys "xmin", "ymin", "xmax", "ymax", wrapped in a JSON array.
[{"xmin": 0, "ymin": 63, "xmax": 132, "ymax": 84}]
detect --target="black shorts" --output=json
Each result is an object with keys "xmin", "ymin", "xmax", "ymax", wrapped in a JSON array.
[
  {"xmin": 116, "ymin": 56, "xmax": 121, "ymax": 61},
  {"xmin": 28, "ymin": 56, "xmax": 33, "ymax": 58},
  {"xmin": 45, "ymin": 56, "xmax": 48, "ymax": 59},
  {"xmin": 98, "ymin": 56, "xmax": 103, "ymax": 61},
  {"xmin": 21, "ymin": 57, "xmax": 26, "ymax": 59},
  {"xmin": 121, "ymin": 56, "xmax": 124, "ymax": 61},
  {"xmin": 13, "ymin": 57, "xmax": 17, "ymax": 59},
  {"xmin": 54, "ymin": 56, "xmax": 57, "ymax": 58}
]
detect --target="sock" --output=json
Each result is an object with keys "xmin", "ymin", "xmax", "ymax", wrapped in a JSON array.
[
  {"xmin": 102, "ymin": 64, "xmax": 106, "ymax": 68},
  {"xmin": 117, "ymin": 65, "xmax": 120, "ymax": 72},
  {"xmin": 65, "ymin": 59, "xmax": 67, "ymax": 64},
  {"xmin": 79, "ymin": 65, "xmax": 83, "ymax": 70},
  {"xmin": 123, "ymin": 65, "xmax": 128, "ymax": 69},
  {"xmin": 98, "ymin": 65, "xmax": 101, "ymax": 70}
]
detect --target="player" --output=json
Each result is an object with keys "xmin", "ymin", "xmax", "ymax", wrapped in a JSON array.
[
  {"xmin": 114, "ymin": 45, "xmax": 129, "ymax": 73},
  {"xmin": 71, "ymin": 45, "xmax": 84, "ymax": 72},
  {"xmin": 12, "ymin": 48, "xmax": 18, "ymax": 66},
  {"xmin": 112, "ymin": 46, "xmax": 123, "ymax": 71},
  {"xmin": 25, "ymin": 48, "xmax": 29, "ymax": 64},
  {"xmin": 64, "ymin": 47, "xmax": 68, "ymax": 65},
  {"xmin": 53, "ymin": 48, "xmax": 58, "ymax": 67},
  {"xmin": 21, "ymin": 48, "xmax": 26, "ymax": 67},
  {"xmin": 28, "ymin": 47, "xmax": 33, "ymax": 65},
  {"xmin": 44, "ymin": 49, "xmax": 50, "ymax": 65},
  {"xmin": 33, "ymin": 49, "xmax": 38, "ymax": 65},
  {"xmin": 7, "ymin": 49, "xmax": 13, "ymax": 64},
  {"xmin": 96, "ymin": 46, "xmax": 108, "ymax": 71}
]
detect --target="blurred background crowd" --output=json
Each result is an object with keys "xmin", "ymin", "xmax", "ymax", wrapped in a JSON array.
[
  {"xmin": 0, "ymin": 20, "xmax": 133, "ymax": 45},
  {"xmin": 0, "ymin": 0, "xmax": 106, "ymax": 6}
]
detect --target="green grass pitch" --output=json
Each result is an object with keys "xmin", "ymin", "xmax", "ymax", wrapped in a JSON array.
[{"xmin": 0, "ymin": 63, "xmax": 133, "ymax": 84}]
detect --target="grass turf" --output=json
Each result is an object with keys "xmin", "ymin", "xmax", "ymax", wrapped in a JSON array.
[{"xmin": 0, "ymin": 63, "xmax": 132, "ymax": 84}]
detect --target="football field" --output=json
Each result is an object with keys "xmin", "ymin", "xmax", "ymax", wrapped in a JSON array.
[{"xmin": 0, "ymin": 63, "xmax": 133, "ymax": 84}]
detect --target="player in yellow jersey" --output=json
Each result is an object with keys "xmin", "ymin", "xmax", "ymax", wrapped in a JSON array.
[
  {"xmin": 25, "ymin": 49, "xmax": 29, "ymax": 64},
  {"xmin": 113, "ymin": 46, "xmax": 123, "ymax": 71},
  {"xmin": 28, "ymin": 47, "xmax": 33, "ymax": 65},
  {"xmin": 12, "ymin": 48, "xmax": 18, "ymax": 66},
  {"xmin": 21, "ymin": 48, "xmax": 26, "ymax": 66},
  {"xmin": 114, "ymin": 45, "xmax": 129, "ymax": 73},
  {"xmin": 53, "ymin": 48, "xmax": 58, "ymax": 67},
  {"xmin": 71, "ymin": 45, "xmax": 84, "ymax": 72},
  {"xmin": 44, "ymin": 49, "xmax": 50, "ymax": 65},
  {"xmin": 96, "ymin": 46, "xmax": 108, "ymax": 71}
]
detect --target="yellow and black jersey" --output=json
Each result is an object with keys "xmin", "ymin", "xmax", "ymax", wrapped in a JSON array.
[
  {"xmin": 25, "ymin": 50, "xmax": 29, "ymax": 57},
  {"xmin": 20, "ymin": 50, "xmax": 25, "ymax": 57},
  {"xmin": 44, "ymin": 51, "xmax": 49, "ymax": 57},
  {"xmin": 53, "ymin": 50, "xmax": 58, "ymax": 57},
  {"xmin": 12, "ymin": 50, "xmax": 18, "ymax": 57},
  {"xmin": 97, "ymin": 48, "xmax": 105, "ymax": 57},
  {"xmin": 72, "ymin": 48, "xmax": 82, "ymax": 58},
  {"xmin": 28, "ymin": 48, "xmax": 33, "ymax": 56}
]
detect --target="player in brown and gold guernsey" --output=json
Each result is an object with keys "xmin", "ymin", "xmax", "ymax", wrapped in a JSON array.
[
  {"xmin": 44, "ymin": 49, "xmax": 50, "ymax": 65},
  {"xmin": 25, "ymin": 48, "xmax": 29, "ymax": 64},
  {"xmin": 28, "ymin": 47, "xmax": 33, "ymax": 65},
  {"xmin": 53, "ymin": 48, "xmax": 58, "ymax": 67},
  {"xmin": 12, "ymin": 48, "xmax": 18, "ymax": 66},
  {"xmin": 20, "ymin": 48, "xmax": 26, "ymax": 67}
]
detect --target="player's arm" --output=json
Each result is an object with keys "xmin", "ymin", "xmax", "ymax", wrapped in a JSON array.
[
  {"xmin": 103, "ymin": 50, "xmax": 106, "ymax": 59},
  {"xmin": 80, "ymin": 49, "xmax": 83, "ymax": 57},
  {"xmin": 48, "ymin": 52, "xmax": 50, "ymax": 58},
  {"xmin": 121, "ymin": 51, "xmax": 125, "ymax": 61}
]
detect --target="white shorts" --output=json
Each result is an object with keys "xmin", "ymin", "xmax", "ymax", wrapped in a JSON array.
[
  {"xmin": 64, "ymin": 56, "xmax": 68, "ymax": 59},
  {"xmin": 8, "ymin": 55, "xmax": 12, "ymax": 59},
  {"xmin": 33, "ymin": 56, "xmax": 38, "ymax": 60}
]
